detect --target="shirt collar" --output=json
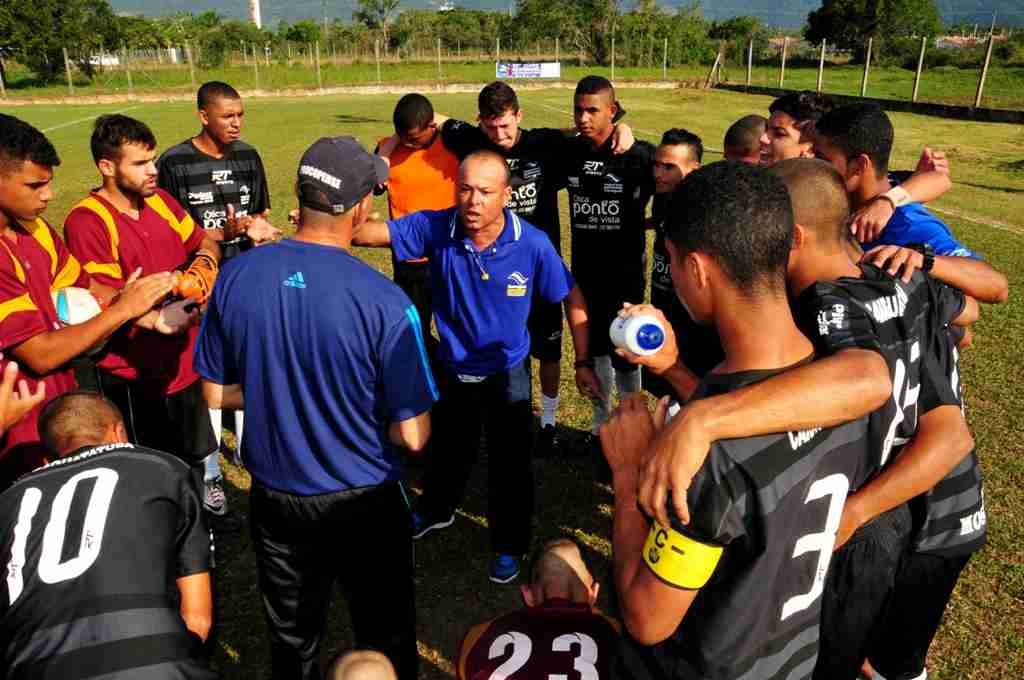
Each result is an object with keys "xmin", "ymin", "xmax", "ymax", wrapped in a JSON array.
[{"xmin": 448, "ymin": 208, "xmax": 522, "ymax": 251}]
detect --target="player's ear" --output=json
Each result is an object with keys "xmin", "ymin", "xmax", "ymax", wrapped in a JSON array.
[
  {"xmin": 112, "ymin": 420, "xmax": 129, "ymax": 444},
  {"xmin": 198, "ymin": 107, "xmax": 210, "ymax": 128},
  {"xmin": 690, "ymin": 252, "xmax": 710, "ymax": 292},
  {"xmin": 97, "ymin": 158, "xmax": 116, "ymax": 179},
  {"xmin": 520, "ymin": 584, "xmax": 537, "ymax": 607},
  {"xmin": 792, "ymin": 223, "xmax": 807, "ymax": 251}
]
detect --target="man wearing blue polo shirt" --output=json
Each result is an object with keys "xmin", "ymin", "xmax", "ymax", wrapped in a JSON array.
[
  {"xmin": 354, "ymin": 150, "xmax": 600, "ymax": 583},
  {"xmin": 194, "ymin": 137, "xmax": 435, "ymax": 680}
]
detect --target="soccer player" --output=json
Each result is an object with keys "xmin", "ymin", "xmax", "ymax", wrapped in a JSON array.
[
  {"xmin": 813, "ymin": 104, "xmax": 1008, "ymax": 304},
  {"xmin": 722, "ymin": 114, "xmax": 765, "ymax": 164},
  {"xmin": 564, "ymin": 76, "xmax": 655, "ymax": 455},
  {"xmin": 0, "ymin": 391, "xmax": 216, "ymax": 679},
  {"xmin": 646, "ymin": 128, "xmax": 721, "ymax": 401},
  {"xmin": 353, "ymin": 150, "xmax": 601, "ymax": 582},
  {"xmin": 65, "ymin": 115, "xmax": 222, "ymax": 504},
  {"xmin": 196, "ymin": 136, "xmax": 434, "ymax": 680},
  {"xmin": 456, "ymin": 538, "xmax": 621, "ymax": 679},
  {"xmin": 375, "ymin": 93, "xmax": 459, "ymax": 334},
  {"xmin": 769, "ymin": 158, "xmax": 975, "ymax": 679},
  {"xmin": 0, "ymin": 114, "xmax": 173, "ymax": 486},
  {"xmin": 437, "ymin": 81, "xmax": 617, "ymax": 455},
  {"xmin": 602, "ymin": 161, "xmax": 874, "ymax": 679},
  {"xmin": 158, "ymin": 81, "xmax": 279, "ymax": 492}
]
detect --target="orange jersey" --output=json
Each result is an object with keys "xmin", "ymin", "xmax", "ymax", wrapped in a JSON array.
[{"xmin": 378, "ymin": 132, "xmax": 459, "ymax": 219}]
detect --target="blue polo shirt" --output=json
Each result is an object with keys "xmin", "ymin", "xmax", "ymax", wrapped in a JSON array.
[
  {"xmin": 389, "ymin": 207, "xmax": 574, "ymax": 376},
  {"xmin": 864, "ymin": 202, "xmax": 978, "ymax": 258},
  {"xmin": 193, "ymin": 239, "xmax": 437, "ymax": 496}
]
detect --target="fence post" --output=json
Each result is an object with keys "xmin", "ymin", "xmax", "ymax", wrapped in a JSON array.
[
  {"xmin": 265, "ymin": 43, "xmax": 270, "ymax": 67},
  {"xmin": 912, "ymin": 36, "xmax": 926, "ymax": 103},
  {"xmin": 252, "ymin": 43, "xmax": 259, "ymax": 87},
  {"xmin": 287, "ymin": 42, "xmax": 292, "ymax": 65},
  {"xmin": 436, "ymin": 37, "xmax": 442, "ymax": 84},
  {"xmin": 974, "ymin": 33, "xmax": 995, "ymax": 108},
  {"xmin": 746, "ymin": 38, "xmax": 753, "ymax": 89},
  {"xmin": 122, "ymin": 46, "xmax": 133, "ymax": 92},
  {"xmin": 496, "ymin": 37, "xmax": 500, "ymax": 67},
  {"xmin": 779, "ymin": 36, "xmax": 788, "ymax": 88},
  {"xmin": 0, "ymin": 55, "xmax": 6, "ymax": 99},
  {"xmin": 611, "ymin": 35, "xmax": 616, "ymax": 83},
  {"xmin": 817, "ymin": 39, "xmax": 826, "ymax": 93},
  {"xmin": 375, "ymin": 39, "xmax": 381, "ymax": 85},
  {"xmin": 860, "ymin": 37, "xmax": 873, "ymax": 97},
  {"xmin": 315, "ymin": 41, "xmax": 322, "ymax": 91},
  {"xmin": 241, "ymin": 40, "xmax": 247, "ymax": 65},
  {"xmin": 555, "ymin": 37, "xmax": 559, "ymax": 64},
  {"xmin": 186, "ymin": 43, "xmax": 196, "ymax": 86},
  {"xmin": 663, "ymin": 37, "xmax": 668, "ymax": 80},
  {"xmin": 63, "ymin": 47, "xmax": 74, "ymax": 94},
  {"xmin": 704, "ymin": 48, "xmax": 722, "ymax": 89}
]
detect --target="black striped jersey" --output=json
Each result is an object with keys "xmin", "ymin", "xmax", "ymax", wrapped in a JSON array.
[
  {"xmin": 157, "ymin": 138, "xmax": 270, "ymax": 232},
  {"xmin": 794, "ymin": 264, "xmax": 950, "ymax": 481},
  {"xmin": 911, "ymin": 282, "xmax": 986, "ymax": 557},
  {"xmin": 616, "ymin": 361, "xmax": 873, "ymax": 680},
  {"xmin": 562, "ymin": 136, "xmax": 655, "ymax": 290},
  {"xmin": 0, "ymin": 443, "xmax": 215, "ymax": 680},
  {"xmin": 457, "ymin": 600, "xmax": 622, "ymax": 680},
  {"xmin": 649, "ymin": 193, "xmax": 723, "ymax": 377}
]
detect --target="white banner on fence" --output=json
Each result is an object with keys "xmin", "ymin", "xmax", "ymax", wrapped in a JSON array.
[{"xmin": 496, "ymin": 62, "xmax": 561, "ymax": 79}]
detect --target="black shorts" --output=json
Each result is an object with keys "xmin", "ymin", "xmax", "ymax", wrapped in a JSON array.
[
  {"xmin": 579, "ymin": 277, "xmax": 645, "ymax": 373},
  {"xmin": 813, "ymin": 503, "xmax": 912, "ymax": 680},
  {"xmin": 89, "ymin": 371, "xmax": 217, "ymax": 468},
  {"xmin": 528, "ymin": 298, "xmax": 563, "ymax": 362},
  {"xmin": 868, "ymin": 551, "xmax": 972, "ymax": 680},
  {"xmin": 392, "ymin": 257, "xmax": 433, "ymax": 342}
]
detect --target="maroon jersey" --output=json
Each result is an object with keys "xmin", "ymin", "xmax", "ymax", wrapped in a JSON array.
[{"xmin": 457, "ymin": 599, "xmax": 621, "ymax": 680}]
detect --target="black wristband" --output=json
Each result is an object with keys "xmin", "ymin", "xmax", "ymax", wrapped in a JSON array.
[{"xmin": 574, "ymin": 358, "xmax": 595, "ymax": 369}]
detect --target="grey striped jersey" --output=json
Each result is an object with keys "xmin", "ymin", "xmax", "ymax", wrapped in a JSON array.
[
  {"xmin": 617, "ymin": 361, "xmax": 873, "ymax": 680},
  {"xmin": 0, "ymin": 443, "xmax": 215, "ymax": 679},
  {"xmin": 911, "ymin": 281, "xmax": 986, "ymax": 557},
  {"xmin": 157, "ymin": 138, "xmax": 270, "ymax": 231}
]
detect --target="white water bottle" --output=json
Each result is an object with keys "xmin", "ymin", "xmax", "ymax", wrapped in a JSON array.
[{"xmin": 609, "ymin": 314, "xmax": 665, "ymax": 356}]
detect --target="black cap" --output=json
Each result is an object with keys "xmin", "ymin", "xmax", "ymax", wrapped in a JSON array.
[{"xmin": 297, "ymin": 136, "xmax": 389, "ymax": 215}]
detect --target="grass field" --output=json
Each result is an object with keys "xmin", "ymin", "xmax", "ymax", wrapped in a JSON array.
[
  {"xmin": 11, "ymin": 87, "xmax": 1024, "ymax": 678},
  {"xmin": 4, "ymin": 58, "xmax": 1024, "ymax": 111}
]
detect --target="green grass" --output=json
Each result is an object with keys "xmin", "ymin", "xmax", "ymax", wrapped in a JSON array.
[
  {"xmin": 4, "ymin": 57, "xmax": 1023, "ymax": 110},
  {"xmin": 12, "ymin": 87, "xmax": 1024, "ymax": 678}
]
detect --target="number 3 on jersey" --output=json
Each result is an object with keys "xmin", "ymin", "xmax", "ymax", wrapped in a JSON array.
[
  {"xmin": 488, "ymin": 631, "xmax": 599, "ymax": 680},
  {"xmin": 5, "ymin": 468, "xmax": 119, "ymax": 604}
]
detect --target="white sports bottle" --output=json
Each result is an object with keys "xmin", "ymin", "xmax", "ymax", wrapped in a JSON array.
[{"xmin": 609, "ymin": 314, "xmax": 665, "ymax": 356}]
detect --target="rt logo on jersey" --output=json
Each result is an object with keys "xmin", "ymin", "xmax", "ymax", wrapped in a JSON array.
[
  {"xmin": 583, "ymin": 160, "xmax": 604, "ymax": 175},
  {"xmin": 817, "ymin": 303, "xmax": 847, "ymax": 336},
  {"xmin": 507, "ymin": 272, "xmax": 528, "ymax": 297},
  {"xmin": 211, "ymin": 170, "xmax": 234, "ymax": 185}
]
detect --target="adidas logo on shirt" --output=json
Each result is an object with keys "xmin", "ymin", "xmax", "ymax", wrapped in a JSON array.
[{"xmin": 283, "ymin": 272, "xmax": 307, "ymax": 289}]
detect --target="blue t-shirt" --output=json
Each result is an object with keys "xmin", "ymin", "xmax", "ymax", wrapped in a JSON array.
[
  {"xmin": 865, "ymin": 202, "xmax": 978, "ymax": 258},
  {"xmin": 389, "ymin": 207, "xmax": 574, "ymax": 376},
  {"xmin": 194, "ymin": 239, "xmax": 437, "ymax": 496}
]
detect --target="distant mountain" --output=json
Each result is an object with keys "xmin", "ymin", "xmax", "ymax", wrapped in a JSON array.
[{"xmin": 107, "ymin": 0, "xmax": 1024, "ymax": 29}]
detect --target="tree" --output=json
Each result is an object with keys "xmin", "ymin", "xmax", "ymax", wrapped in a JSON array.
[
  {"xmin": 805, "ymin": 0, "xmax": 942, "ymax": 61},
  {"xmin": 354, "ymin": 0, "xmax": 401, "ymax": 54}
]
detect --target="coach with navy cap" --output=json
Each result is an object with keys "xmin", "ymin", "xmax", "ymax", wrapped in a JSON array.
[
  {"xmin": 194, "ymin": 136, "xmax": 435, "ymax": 680},
  {"xmin": 354, "ymin": 149, "xmax": 599, "ymax": 584}
]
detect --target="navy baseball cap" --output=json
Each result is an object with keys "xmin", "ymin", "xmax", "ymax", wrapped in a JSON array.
[{"xmin": 297, "ymin": 136, "xmax": 388, "ymax": 215}]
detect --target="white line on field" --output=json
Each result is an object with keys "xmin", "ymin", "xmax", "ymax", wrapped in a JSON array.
[{"xmin": 42, "ymin": 105, "xmax": 142, "ymax": 133}]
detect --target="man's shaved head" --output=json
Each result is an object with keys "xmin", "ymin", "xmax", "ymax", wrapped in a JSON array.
[
  {"xmin": 770, "ymin": 158, "xmax": 851, "ymax": 250},
  {"xmin": 460, "ymin": 150, "xmax": 511, "ymax": 187},
  {"xmin": 523, "ymin": 538, "xmax": 597, "ymax": 606},
  {"xmin": 38, "ymin": 391, "xmax": 125, "ymax": 457},
  {"xmin": 724, "ymin": 115, "xmax": 766, "ymax": 163},
  {"xmin": 327, "ymin": 650, "xmax": 397, "ymax": 680}
]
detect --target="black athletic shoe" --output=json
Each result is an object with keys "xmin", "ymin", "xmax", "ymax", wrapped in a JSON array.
[{"xmin": 535, "ymin": 424, "xmax": 561, "ymax": 458}]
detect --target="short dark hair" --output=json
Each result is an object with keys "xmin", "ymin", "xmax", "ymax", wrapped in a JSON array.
[
  {"xmin": 90, "ymin": 114, "xmax": 157, "ymax": 163},
  {"xmin": 0, "ymin": 114, "xmax": 60, "ymax": 176},
  {"xmin": 769, "ymin": 92, "xmax": 835, "ymax": 125},
  {"xmin": 478, "ymin": 81, "xmax": 519, "ymax": 119},
  {"xmin": 814, "ymin": 103, "xmax": 894, "ymax": 177},
  {"xmin": 770, "ymin": 158, "xmax": 851, "ymax": 248},
  {"xmin": 724, "ymin": 114, "xmax": 766, "ymax": 151},
  {"xmin": 39, "ymin": 390, "xmax": 124, "ymax": 456},
  {"xmin": 660, "ymin": 128, "xmax": 703, "ymax": 163},
  {"xmin": 197, "ymin": 81, "xmax": 241, "ymax": 109},
  {"xmin": 393, "ymin": 93, "xmax": 434, "ymax": 133},
  {"xmin": 575, "ymin": 75, "xmax": 615, "ymax": 101},
  {"xmin": 666, "ymin": 161, "xmax": 793, "ymax": 295}
]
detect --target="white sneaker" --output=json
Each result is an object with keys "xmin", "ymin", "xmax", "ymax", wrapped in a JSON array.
[{"xmin": 204, "ymin": 477, "xmax": 228, "ymax": 516}]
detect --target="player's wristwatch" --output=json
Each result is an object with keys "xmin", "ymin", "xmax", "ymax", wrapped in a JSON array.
[
  {"xmin": 574, "ymin": 358, "xmax": 595, "ymax": 370},
  {"xmin": 906, "ymin": 242, "xmax": 936, "ymax": 272}
]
